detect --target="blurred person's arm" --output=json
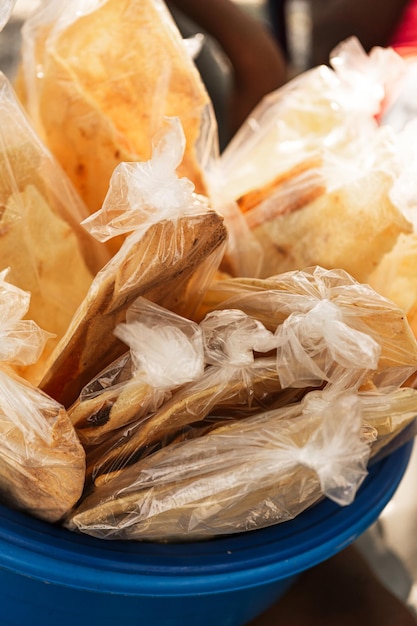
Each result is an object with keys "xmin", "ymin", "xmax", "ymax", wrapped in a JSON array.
[
  {"xmin": 310, "ymin": 0, "xmax": 410, "ymax": 66},
  {"xmin": 169, "ymin": 0, "xmax": 287, "ymax": 135}
]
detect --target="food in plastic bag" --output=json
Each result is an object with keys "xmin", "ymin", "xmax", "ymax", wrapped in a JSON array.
[
  {"xmin": 208, "ymin": 38, "xmax": 409, "ymax": 279},
  {"xmin": 65, "ymin": 389, "xmax": 377, "ymax": 540},
  {"xmin": 64, "ymin": 260, "xmax": 417, "ymax": 541},
  {"xmin": 0, "ymin": 270, "xmax": 85, "ymax": 522},
  {"xmin": 69, "ymin": 297, "xmax": 205, "ymax": 447},
  {"xmin": 39, "ymin": 119, "xmax": 227, "ymax": 408},
  {"xmin": 216, "ymin": 37, "xmax": 399, "ymax": 202},
  {"xmin": 86, "ymin": 309, "xmax": 289, "ymax": 486},
  {"xmin": 0, "ymin": 71, "xmax": 108, "ymax": 384},
  {"xmin": 16, "ymin": 0, "xmax": 215, "ymax": 247},
  {"xmin": 198, "ymin": 267, "xmax": 417, "ymax": 389},
  {"xmin": 360, "ymin": 387, "xmax": 417, "ymax": 457},
  {"xmin": 84, "ymin": 265, "xmax": 417, "ymax": 489},
  {"xmin": 239, "ymin": 128, "xmax": 411, "ymax": 280},
  {"xmin": 367, "ymin": 120, "xmax": 417, "ymax": 326}
]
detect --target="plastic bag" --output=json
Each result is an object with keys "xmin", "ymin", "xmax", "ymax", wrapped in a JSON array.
[
  {"xmin": 0, "ymin": 71, "xmax": 109, "ymax": 385},
  {"xmin": 16, "ymin": 0, "xmax": 217, "ymax": 251},
  {"xmin": 39, "ymin": 118, "xmax": 227, "ymax": 409},
  {"xmin": 208, "ymin": 37, "xmax": 409, "ymax": 279},
  {"xmin": 65, "ymin": 263, "xmax": 417, "ymax": 540},
  {"xmin": 66, "ymin": 380, "xmax": 417, "ymax": 541},
  {"xmin": 199, "ymin": 266, "xmax": 417, "ymax": 391},
  {"xmin": 85, "ymin": 266, "xmax": 417, "ymax": 488},
  {"xmin": 86, "ymin": 308, "xmax": 288, "ymax": 486},
  {"xmin": 0, "ymin": 270, "xmax": 85, "ymax": 523},
  {"xmin": 368, "ymin": 120, "xmax": 417, "ymax": 322},
  {"xmin": 69, "ymin": 297, "xmax": 205, "ymax": 447},
  {"xmin": 238, "ymin": 126, "xmax": 410, "ymax": 280},
  {"xmin": 66, "ymin": 387, "xmax": 377, "ymax": 540}
]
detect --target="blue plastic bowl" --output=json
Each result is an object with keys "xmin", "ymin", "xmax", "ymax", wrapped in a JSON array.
[{"xmin": 0, "ymin": 440, "xmax": 413, "ymax": 626}]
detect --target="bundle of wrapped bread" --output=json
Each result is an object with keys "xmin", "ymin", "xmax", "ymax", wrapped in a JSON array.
[
  {"xmin": 0, "ymin": 270, "xmax": 85, "ymax": 522},
  {"xmin": 65, "ymin": 266, "xmax": 417, "ymax": 539},
  {"xmin": 0, "ymin": 71, "xmax": 109, "ymax": 385},
  {"xmin": 38, "ymin": 118, "xmax": 227, "ymax": 408},
  {"xmin": 0, "ymin": 2, "xmax": 415, "ymax": 542},
  {"xmin": 16, "ymin": 0, "xmax": 215, "ymax": 258}
]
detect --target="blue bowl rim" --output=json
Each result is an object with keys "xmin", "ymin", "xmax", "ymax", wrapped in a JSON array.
[{"xmin": 0, "ymin": 440, "xmax": 412, "ymax": 596}]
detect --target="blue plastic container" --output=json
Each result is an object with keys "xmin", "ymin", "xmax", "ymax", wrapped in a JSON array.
[{"xmin": 0, "ymin": 441, "xmax": 413, "ymax": 626}]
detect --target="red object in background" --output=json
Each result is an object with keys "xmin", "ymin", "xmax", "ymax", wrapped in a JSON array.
[{"xmin": 389, "ymin": 0, "xmax": 417, "ymax": 55}]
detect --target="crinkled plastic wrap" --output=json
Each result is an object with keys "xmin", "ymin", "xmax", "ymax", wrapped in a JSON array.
[
  {"xmin": 69, "ymin": 297, "xmax": 205, "ymax": 447},
  {"xmin": 208, "ymin": 38, "xmax": 409, "ymax": 279},
  {"xmin": 0, "ymin": 71, "xmax": 109, "ymax": 385},
  {"xmin": 217, "ymin": 37, "xmax": 404, "ymax": 203},
  {"xmin": 85, "ymin": 307, "xmax": 291, "ymax": 487},
  {"xmin": 65, "ymin": 388, "xmax": 380, "ymax": 540},
  {"xmin": 0, "ymin": 270, "xmax": 85, "ymax": 523},
  {"xmin": 39, "ymin": 119, "xmax": 227, "ymax": 409},
  {"xmin": 199, "ymin": 267, "xmax": 417, "ymax": 388},
  {"xmin": 16, "ymin": 0, "xmax": 217, "ymax": 251},
  {"xmin": 64, "ymin": 266, "xmax": 417, "ymax": 539},
  {"xmin": 368, "ymin": 119, "xmax": 417, "ymax": 329},
  {"xmin": 238, "ymin": 126, "xmax": 410, "ymax": 281}
]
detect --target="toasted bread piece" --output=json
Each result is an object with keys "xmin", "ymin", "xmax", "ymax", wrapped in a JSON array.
[
  {"xmin": 39, "ymin": 210, "xmax": 227, "ymax": 408},
  {"xmin": 0, "ymin": 368, "xmax": 85, "ymax": 523},
  {"xmin": 248, "ymin": 169, "xmax": 412, "ymax": 281},
  {"xmin": 18, "ymin": 0, "xmax": 212, "ymax": 230},
  {"xmin": 88, "ymin": 356, "xmax": 283, "ymax": 485}
]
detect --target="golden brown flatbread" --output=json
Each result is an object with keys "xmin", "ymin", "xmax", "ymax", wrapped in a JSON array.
[
  {"xmin": 18, "ymin": 0, "xmax": 212, "ymax": 235},
  {"xmin": 247, "ymin": 168, "xmax": 412, "ymax": 281},
  {"xmin": 39, "ymin": 210, "xmax": 227, "ymax": 408},
  {"xmin": 69, "ymin": 357, "xmax": 155, "ymax": 448},
  {"xmin": 0, "ymin": 74, "xmax": 109, "ymax": 384},
  {"xmin": 87, "ymin": 356, "xmax": 284, "ymax": 485},
  {"xmin": 0, "ymin": 367, "xmax": 85, "ymax": 523}
]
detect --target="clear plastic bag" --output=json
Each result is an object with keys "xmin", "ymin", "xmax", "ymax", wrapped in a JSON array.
[
  {"xmin": 84, "ymin": 265, "xmax": 417, "ymax": 489},
  {"xmin": 86, "ymin": 308, "xmax": 287, "ymax": 486},
  {"xmin": 66, "ymin": 387, "xmax": 377, "ymax": 540},
  {"xmin": 209, "ymin": 37, "xmax": 409, "ymax": 279},
  {"xmin": 0, "ymin": 71, "xmax": 108, "ymax": 384},
  {"xmin": 39, "ymin": 118, "xmax": 227, "ymax": 409},
  {"xmin": 16, "ymin": 0, "xmax": 217, "ymax": 251},
  {"xmin": 69, "ymin": 297, "xmax": 205, "ymax": 447},
  {"xmin": 0, "ymin": 270, "xmax": 85, "ymax": 523},
  {"xmin": 199, "ymin": 266, "xmax": 417, "ymax": 391}
]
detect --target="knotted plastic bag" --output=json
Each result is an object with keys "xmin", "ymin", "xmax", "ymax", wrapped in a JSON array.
[
  {"xmin": 209, "ymin": 37, "xmax": 409, "ymax": 279},
  {"xmin": 66, "ymin": 387, "xmax": 375, "ymax": 540},
  {"xmin": 39, "ymin": 118, "xmax": 227, "ymax": 408},
  {"xmin": 69, "ymin": 296, "xmax": 205, "ymax": 447},
  {"xmin": 16, "ymin": 0, "xmax": 216, "ymax": 241},
  {"xmin": 86, "ymin": 307, "xmax": 287, "ymax": 486},
  {"xmin": 200, "ymin": 266, "xmax": 417, "ymax": 391},
  {"xmin": 0, "ymin": 269, "xmax": 85, "ymax": 522}
]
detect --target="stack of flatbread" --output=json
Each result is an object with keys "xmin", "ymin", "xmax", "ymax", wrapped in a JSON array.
[
  {"xmin": 0, "ymin": 272, "xmax": 85, "ymax": 523},
  {"xmin": 39, "ymin": 120, "xmax": 227, "ymax": 408},
  {"xmin": 16, "ymin": 0, "xmax": 214, "ymax": 257},
  {"xmin": 209, "ymin": 39, "xmax": 411, "ymax": 281},
  {"xmin": 61, "ymin": 266, "xmax": 417, "ymax": 539},
  {"xmin": 0, "ymin": 72, "xmax": 109, "ymax": 385}
]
